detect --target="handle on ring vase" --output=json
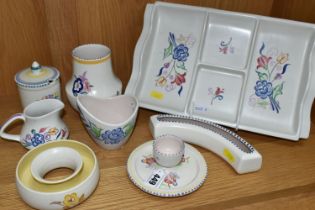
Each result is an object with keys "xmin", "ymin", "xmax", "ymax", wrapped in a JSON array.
[{"xmin": 0, "ymin": 113, "xmax": 25, "ymax": 142}]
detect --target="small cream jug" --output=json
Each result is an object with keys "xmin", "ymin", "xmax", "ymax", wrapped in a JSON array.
[{"xmin": 0, "ymin": 99, "xmax": 69, "ymax": 150}]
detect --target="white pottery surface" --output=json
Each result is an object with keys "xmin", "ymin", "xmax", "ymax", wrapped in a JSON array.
[
  {"xmin": 189, "ymin": 65, "xmax": 244, "ymax": 127},
  {"xmin": 31, "ymin": 147, "xmax": 83, "ymax": 184},
  {"xmin": 18, "ymin": 80, "xmax": 61, "ymax": 108},
  {"xmin": 201, "ymin": 12, "xmax": 256, "ymax": 69},
  {"xmin": 127, "ymin": 141, "xmax": 207, "ymax": 197},
  {"xmin": 125, "ymin": 2, "xmax": 315, "ymax": 140}
]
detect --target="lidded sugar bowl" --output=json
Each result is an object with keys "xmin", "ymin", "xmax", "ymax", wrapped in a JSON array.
[{"xmin": 15, "ymin": 61, "xmax": 61, "ymax": 108}]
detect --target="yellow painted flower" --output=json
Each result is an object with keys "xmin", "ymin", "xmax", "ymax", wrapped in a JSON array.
[
  {"xmin": 48, "ymin": 127, "xmax": 59, "ymax": 135},
  {"xmin": 276, "ymin": 53, "xmax": 289, "ymax": 64},
  {"xmin": 63, "ymin": 193, "xmax": 80, "ymax": 208},
  {"xmin": 177, "ymin": 34, "xmax": 187, "ymax": 44},
  {"xmin": 156, "ymin": 76, "xmax": 167, "ymax": 87}
]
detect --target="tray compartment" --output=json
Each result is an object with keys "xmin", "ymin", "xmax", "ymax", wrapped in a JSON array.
[
  {"xmin": 200, "ymin": 12, "xmax": 256, "ymax": 70},
  {"xmin": 239, "ymin": 19, "xmax": 315, "ymax": 139},
  {"xmin": 135, "ymin": 3, "xmax": 207, "ymax": 113},
  {"xmin": 188, "ymin": 65, "xmax": 244, "ymax": 126}
]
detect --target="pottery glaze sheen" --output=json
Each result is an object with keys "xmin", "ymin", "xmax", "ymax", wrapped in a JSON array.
[
  {"xmin": 66, "ymin": 44, "xmax": 122, "ymax": 110},
  {"xmin": 15, "ymin": 61, "xmax": 61, "ymax": 108},
  {"xmin": 0, "ymin": 99, "xmax": 69, "ymax": 149}
]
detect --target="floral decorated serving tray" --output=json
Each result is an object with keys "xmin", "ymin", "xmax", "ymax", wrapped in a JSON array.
[
  {"xmin": 125, "ymin": 2, "xmax": 315, "ymax": 140},
  {"xmin": 127, "ymin": 141, "xmax": 207, "ymax": 197}
]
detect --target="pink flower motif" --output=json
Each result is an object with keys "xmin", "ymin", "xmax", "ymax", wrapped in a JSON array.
[
  {"xmin": 257, "ymin": 55, "xmax": 272, "ymax": 69},
  {"xmin": 215, "ymin": 87, "xmax": 224, "ymax": 96},
  {"xmin": 219, "ymin": 47, "xmax": 228, "ymax": 54},
  {"xmin": 171, "ymin": 73, "xmax": 186, "ymax": 86},
  {"xmin": 83, "ymin": 80, "xmax": 91, "ymax": 92},
  {"xmin": 164, "ymin": 172, "xmax": 179, "ymax": 187},
  {"xmin": 141, "ymin": 156, "xmax": 156, "ymax": 166}
]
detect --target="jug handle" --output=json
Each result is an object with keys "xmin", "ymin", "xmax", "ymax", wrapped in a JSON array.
[{"xmin": 0, "ymin": 113, "xmax": 25, "ymax": 142}]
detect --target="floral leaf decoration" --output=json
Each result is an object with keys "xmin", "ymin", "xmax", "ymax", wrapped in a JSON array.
[
  {"xmin": 250, "ymin": 42, "xmax": 290, "ymax": 113},
  {"xmin": 164, "ymin": 34, "xmax": 174, "ymax": 59},
  {"xmin": 256, "ymin": 71, "xmax": 268, "ymax": 81},
  {"xmin": 155, "ymin": 32, "xmax": 196, "ymax": 96},
  {"xmin": 123, "ymin": 123, "xmax": 134, "ymax": 137},
  {"xmin": 272, "ymin": 82, "xmax": 284, "ymax": 100},
  {"xmin": 90, "ymin": 123, "xmax": 102, "ymax": 138}
]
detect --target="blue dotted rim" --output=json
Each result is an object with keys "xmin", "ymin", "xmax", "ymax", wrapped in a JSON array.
[{"xmin": 15, "ymin": 67, "xmax": 60, "ymax": 88}]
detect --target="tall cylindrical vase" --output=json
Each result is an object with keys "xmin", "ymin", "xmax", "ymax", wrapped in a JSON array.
[{"xmin": 66, "ymin": 44, "xmax": 122, "ymax": 110}]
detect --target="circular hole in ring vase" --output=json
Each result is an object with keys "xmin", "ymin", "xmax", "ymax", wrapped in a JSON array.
[{"xmin": 30, "ymin": 147, "xmax": 83, "ymax": 184}]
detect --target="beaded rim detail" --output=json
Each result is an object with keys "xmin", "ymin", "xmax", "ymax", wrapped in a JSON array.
[
  {"xmin": 156, "ymin": 114, "xmax": 255, "ymax": 153},
  {"xmin": 153, "ymin": 134, "xmax": 185, "ymax": 158}
]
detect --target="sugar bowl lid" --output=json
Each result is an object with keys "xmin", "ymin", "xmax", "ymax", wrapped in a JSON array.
[{"xmin": 15, "ymin": 61, "xmax": 60, "ymax": 88}]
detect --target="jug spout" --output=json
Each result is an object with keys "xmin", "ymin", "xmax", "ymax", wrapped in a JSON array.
[{"xmin": 24, "ymin": 99, "xmax": 64, "ymax": 119}]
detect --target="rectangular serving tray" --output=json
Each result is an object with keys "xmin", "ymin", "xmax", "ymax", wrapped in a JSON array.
[{"xmin": 125, "ymin": 2, "xmax": 315, "ymax": 140}]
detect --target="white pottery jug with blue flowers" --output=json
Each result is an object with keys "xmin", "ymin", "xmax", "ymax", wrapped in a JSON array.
[
  {"xmin": 0, "ymin": 99, "xmax": 69, "ymax": 149},
  {"xmin": 65, "ymin": 44, "xmax": 122, "ymax": 110}
]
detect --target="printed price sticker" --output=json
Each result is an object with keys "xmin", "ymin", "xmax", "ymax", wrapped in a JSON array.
[{"xmin": 146, "ymin": 169, "xmax": 166, "ymax": 188}]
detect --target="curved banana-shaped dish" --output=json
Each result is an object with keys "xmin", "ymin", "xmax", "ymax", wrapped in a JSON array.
[{"xmin": 149, "ymin": 114, "xmax": 262, "ymax": 174}]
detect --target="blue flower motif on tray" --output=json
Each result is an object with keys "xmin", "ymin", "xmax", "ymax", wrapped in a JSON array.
[
  {"xmin": 254, "ymin": 80, "xmax": 273, "ymax": 100},
  {"xmin": 173, "ymin": 44, "xmax": 189, "ymax": 62},
  {"xmin": 155, "ymin": 33, "xmax": 196, "ymax": 96},
  {"xmin": 249, "ymin": 42, "xmax": 290, "ymax": 113}
]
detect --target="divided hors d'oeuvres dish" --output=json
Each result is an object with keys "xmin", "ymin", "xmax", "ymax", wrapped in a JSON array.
[{"xmin": 126, "ymin": 1, "xmax": 315, "ymax": 140}]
